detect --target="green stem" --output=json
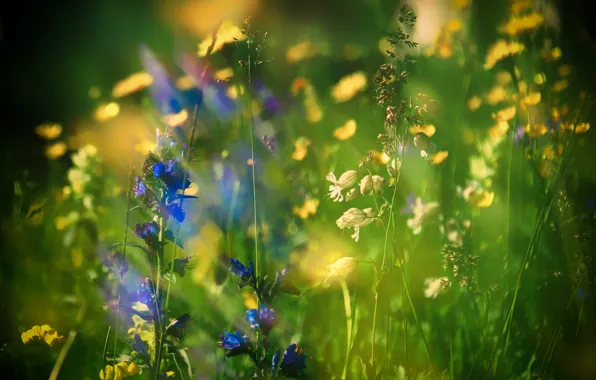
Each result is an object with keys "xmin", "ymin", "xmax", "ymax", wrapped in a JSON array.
[
  {"xmin": 247, "ymin": 38, "xmax": 260, "ymax": 283},
  {"xmin": 340, "ymin": 280, "xmax": 353, "ymax": 380}
]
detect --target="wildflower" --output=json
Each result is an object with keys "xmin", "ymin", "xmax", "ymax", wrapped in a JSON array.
[
  {"xmin": 162, "ymin": 109, "xmax": 189, "ymax": 127},
  {"xmin": 134, "ymin": 221, "xmax": 160, "ymax": 248},
  {"xmin": 291, "ymin": 137, "xmax": 311, "ymax": 161},
  {"xmin": 485, "ymin": 86, "xmax": 507, "ymax": 105},
  {"xmin": 112, "ymin": 72, "xmax": 154, "ymax": 98},
  {"xmin": 513, "ymin": 125, "xmax": 526, "ymax": 144},
  {"xmin": 333, "ymin": 119, "xmax": 357, "ymax": 140},
  {"xmin": 327, "ymin": 170, "xmax": 358, "ymax": 202},
  {"xmin": 100, "ymin": 362, "xmax": 139, "ymax": 380},
  {"xmin": 151, "ymin": 158, "xmax": 192, "ymax": 197},
  {"xmin": 488, "ymin": 121, "xmax": 510, "ymax": 139},
  {"xmin": 468, "ymin": 189, "xmax": 495, "ymax": 208},
  {"xmin": 331, "ymin": 71, "xmax": 367, "ymax": 103},
  {"xmin": 492, "ymin": 106, "xmax": 517, "ymax": 122},
  {"xmin": 431, "ymin": 151, "xmax": 449, "ymax": 164},
  {"xmin": 229, "ymin": 258, "xmax": 254, "ymax": 280},
  {"xmin": 292, "ymin": 199, "xmax": 319, "ymax": 219},
  {"xmin": 467, "ymin": 96, "xmax": 482, "ymax": 111},
  {"xmin": 552, "ymin": 79, "xmax": 568, "ymax": 93},
  {"xmin": 499, "ymin": 12, "xmax": 544, "ymax": 36},
  {"xmin": 336, "ymin": 207, "xmax": 375, "ymax": 242},
  {"xmin": 521, "ymin": 91, "xmax": 541, "ymax": 108},
  {"xmin": 424, "ymin": 277, "xmax": 448, "ymax": 298},
  {"xmin": 133, "ymin": 177, "xmax": 147, "ymax": 197},
  {"xmin": 286, "ymin": 40, "xmax": 318, "ymax": 63},
  {"xmin": 558, "ymin": 64, "xmax": 572, "ymax": 77},
  {"xmin": 218, "ymin": 330, "xmax": 250, "ymax": 357},
  {"xmin": 402, "ymin": 196, "xmax": 439, "ymax": 235},
  {"xmin": 345, "ymin": 188, "xmax": 359, "ymax": 202},
  {"xmin": 470, "ymin": 156, "xmax": 495, "ymax": 180},
  {"xmin": 137, "ymin": 278, "xmax": 156, "ymax": 307},
  {"xmin": 484, "ymin": 40, "xmax": 525, "ymax": 70},
  {"xmin": 561, "ymin": 122, "xmax": 590, "ymax": 134},
  {"xmin": 324, "ymin": 257, "xmax": 359, "ymax": 283},
  {"xmin": 35, "ymin": 123, "xmax": 62, "ymax": 140},
  {"xmin": 273, "ymin": 343, "xmax": 308, "ymax": 377},
  {"xmin": 197, "ymin": 21, "xmax": 245, "ymax": 57},
  {"xmin": 45, "ymin": 142, "xmax": 67, "ymax": 160},
  {"xmin": 409, "ymin": 124, "xmax": 436, "ymax": 137},
  {"xmin": 246, "ymin": 305, "xmax": 276, "ymax": 333},
  {"xmin": 21, "ymin": 325, "xmax": 64, "ymax": 347},
  {"xmin": 94, "ymin": 102, "xmax": 120, "ymax": 122},
  {"xmin": 359, "ymin": 175, "xmax": 385, "ymax": 195}
]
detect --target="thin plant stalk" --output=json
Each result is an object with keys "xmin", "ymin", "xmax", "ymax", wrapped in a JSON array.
[
  {"xmin": 340, "ymin": 280, "xmax": 353, "ymax": 380},
  {"xmin": 113, "ymin": 161, "xmax": 134, "ymax": 361},
  {"xmin": 247, "ymin": 36, "xmax": 260, "ymax": 282},
  {"xmin": 49, "ymin": 301, "xmax": 88, "ymax": 380}
]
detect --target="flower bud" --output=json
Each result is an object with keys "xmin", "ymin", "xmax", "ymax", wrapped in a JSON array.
[
  {"xmin": 336, "ymin": 170, "xmax": 358, "ymax": 189},
  {"xmin": 345, "ymin": 188, "xmax": 359, "ymax": 201},
  {"xmin": 360, "ymin": 175, "xmax": 373, "ymax": 195},
  {"xmin": 324, "ymin": 257, "xmax": 359, "ymax": 283}
]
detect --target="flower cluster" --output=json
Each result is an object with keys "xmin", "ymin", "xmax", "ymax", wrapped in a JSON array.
[
  {"xmin": 218, "ymin": 258, "xmax": 307, "ymax": 378},
  {"xmin": 21, "ymin": 324, "xmax": 64, "ymax": 347}
]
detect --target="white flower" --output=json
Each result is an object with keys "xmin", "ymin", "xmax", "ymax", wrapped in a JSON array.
[
  {"xmin": 337, "ymin": 208, "xmax": 375, "ymax": 242},
  {"xmin": 424, "ymin": 277, "xmax": 448, "ymax": 298},
  {"xmin": 406, "ymin": 197, "xmax": 439, "ymax": 235},
  {"xmin": 327, "ymin": 170, "xmax": 358, "ymax": 202}
]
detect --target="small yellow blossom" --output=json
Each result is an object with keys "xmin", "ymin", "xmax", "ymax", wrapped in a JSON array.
[
  {"xmin": 521, "ymin": 91, "xmax": 541, "ymax": 108},
  {"xmin": 431, "ymin": 151, "xmax": 449, "ymax": 164},
  {"xmin": 558, "ymin": 64, "xmax": 572, "ymax": 77},
  {"xmin": 485, "ymin": 86, "xmax": 507, "ymax": 105},
  {"xmin": 175, "ymin": 75, "xmax": 196, "ymax": 90},
  {"xmin": 500, "ymin": 12, "xmax": 544, "ymax": 36},
  {"xmin": 331, "ymin": 71, "xmax": 367, "ymax": 103},
  {"xmin": 293, "ymin": 199, "xmax": 319, "ymax": 220},
  {"xmin": 552, "ymin": 79, "xmax": 568, "ymax": 93},
  {"xmin": 286, "ymin": 40, "xmax": 317, "ymax": 63},
  {"xmin": 197, "ymin": 21, "xmax": 245, "ymax": 57},
  {"xmin": 21, "ymin": 325, "xmax": 64, "ymax": 347},
  {"xmin": 409, "ymin": 124, "xmax": 436, "ymax": 137},
  {"xmin": 371, "ymin": 150, "xmax": 390, "ymax": 164},
  {"xmin": 534, "ymin": 73, "xmax": 546, "ymax": 85},
  {"xmin": 492, "ymin": 106, "xmax": 517, "ymax": 122},
  {"xmin": 45, "ymin": 142, "xmax": 67, "ymax": 160},
  {"xmin": 35, "ymin": 123, "xmax": 62, "ymax": 140},
  {"xmin": 243, "ymin": 291, "xmax": 258, "ymax": 310},
  {"xmin": 469, "ymin": 190, "xmax": 495, "ymax": 208},
  {"xmin": 561, "ymin": 122, "xmax": 590, "ymax": 134},
  {"xmin": 292, "ymin": 137, "xmax": 311, "ymax": 161},
  {"xmin": 333, "ymin": 119, "xmax": 357, "ymax": 140},
  {"xmin": 94, "ymin": 102, "xmax": 120, "ymax": 122},
  {"xmin": 484, "ymin": 40, "xmax": 525, "ymax": 70},
  {"xmin": 162, "ymin": 109, "xmax": 189, "ymax": 127},
  {"xmin": 495, "ymin": 70, "xmax": 512, "ymax": 85},
  {"xmin": 112, "ymin": 72, "xmax": 153, "ymax": 98},
  {"xmin": 467, "ymin": 96, "xmax": 482, "ymax": 111},
  {"xmin": 511, "ymin": 0, "xmax": 533, "ymax": 14},
  {"xmin": 524, "ymin": 123, "xmax": 548, "ymax": 137},
  {"xmin": 488, "ymin": 121, "xmax": 510, "ymax": 138},
  {"xmin": 542, "ymin": 46, "xmax": 562, "ymax": 61},
  {"xmin": 215, "ymin": 67, "xmax": 234, "ymax": 81}
]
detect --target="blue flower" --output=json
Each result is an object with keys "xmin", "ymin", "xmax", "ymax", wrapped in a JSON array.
[
  {"xmin": 134, "ymin": 177, "xmax": 147, "ymax": 197},
  {"xmin": 218, "ymin": 330, "xmax": 249, "ymax": 357},
  {"xmin": 134, "ymin": 221, "xmax": 160, "ymax": 247},
  {"xmin": 245, "ymin": 305, "xmax": 276, "ymax": 330},
  {"xmin": 229, "ymin": 258, "xmax": 254, "ymax": 279},
  {"xmin": 137, "ymin": 278, "xmax": 155, "ymax": 306},
  {"xmin": 166, "ymin": 202, "xmax": 186, "ymax": 223},
  {"xmin": 275, "ymin": 343, "xmax": 308, "ymax": 377}
]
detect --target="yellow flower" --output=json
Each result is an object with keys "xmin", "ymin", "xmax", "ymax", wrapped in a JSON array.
[
  {"xmin": 534, "ymin": 73, "xmax": 546, "ymax": 85},
  {"xmin": 331, "ymin": 71, "xmax": 367, "ymax": 103},
  {"xmin": 492, "ymin": 106, "xmax": 517, "ymax": 122},
  {"xmin": 521, "ymin": 91, "xmax": 541, "ymax": 108},
  {"xmin": 243, "ymin": 291, "xmax": 258, "ymax": 310},
  {"xmin": 286, "ymin": 40, "xmax": 317, "ymax": 63},
  {"xmin": 467, "ymin": 96, "xmax": 482, "ymax": 111},
  {"xmin": 561, "ymin": 122, "xmax": 590, "ymax": 134},
  {"xmin": 112, "ymin": 72, "xmax": 153, "ymax": 98},
  {"xmin": 226, "ymin": 84, "xmax": 245, "ymax": 100},
  {"xmin": 162, "ymin": 109, "xmax": 189, "ymax": 127},
  {"xmin": 21, "ymin": 325, "xmax": 64, "ymax": 346},
  {"xmin": 558, "ymin": 64, "xmax": 572, "ymax": 77},
  {"xmin": 94, "ymin": 102, "xmax": 120, "ymax": 122},
  {"xmin": 371, "ymin": 150, "xmax": 390, "ymax": 164},
  {"xmin": 446, "ymin": 19, "xmax": 463, "ymax": 33},
  {"xmin": 469, "ymin": 190, "xmax": 495, "ymax": 208},
  {"xmin": 511, "ymin": 0, "xmax": 533, "ymax": 14},
  {"xmin": 409, "ymin": 124, "xmax": 436, "ymax": 137},
  {"xmin": 431, "ymin": 151, "xmax": 449, "ymax": 164},
  {"xmin": 214, "ymin": 67, "xmax": 234, "ymax": 81},
  {"xmin": 484, "ymin": 40, "xmax": 525, "ymax": 70},
  {"xmin": 45, "ymin": 142, "xmax": 67, "ymax": 160},
  {"xmin": 35, "ymin": 123, "xmax": 62, "ymax": 140},
  {"xmin": 495, "ymin": 70, "xmax": 512, "ymax": 85},
  {"xmin": 485, "ymin": 86, "xmax": 507, "ymax": 105},
  {"xmin": 488, "ymin": 121, "xmax": 510, "ymax": 138},
  {"xmin": 293, "ymin": 199, "xmax": 320, "ymax": 220},
  {"xmin": 175, "ymin": 75, "xmax": 196, "ymax": 90},
  {"xmin": 552, "ymin": 79, "xmax": 568, "ymax": 93},
  {"xmin": 524, "ymin": 123, "xmax": 548, "ymax": 137},
  {"xmin": 333, "ymin": 119, "xmax": 357, "ymax": 140},
  {"xmin": 292, "ymin": 137, "xmax": 311, "ymax": 161},
  {"xmin": 197, "ymin": 21, "xmax": 245, "ymax": 57},
  {"xmin": 304, "ymin": 94, "xmax": 323, "ymax": 123},
  {"xmin": 499, "ymin": 12, "xmax": 544, "ymax": 36},
  {"xmin": 100, "ymin": 365, "xmax": 114, "ymax": 380},
  {"xmin": 542, "ymin": 46, "xmax": 562, "ymax": 62}
]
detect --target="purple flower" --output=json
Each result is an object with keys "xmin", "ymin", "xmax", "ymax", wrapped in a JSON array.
[
  {"xmin": 137, "ymin": 278, "xmax": 155, "ymax": 306},
  {"xmin": 513, "ymin": 125, "xmax": 525, "ymax": 145},
  {"xmin": 229, "ymin": 258, "xmax": 254, "ymax": 279},
  {"xmin": 134, "ymin": 177, "xmax": 147, "ymax": 197},
  {"xmin": 274, "ymin": 343, "xmax": 308, "ymax": 377},
  {"xmin": 134, "ymin": 221, "xmax": 160, "ymax": 247},
  {"xmin": 218, "ymin": 330, "xmax": 249, "ymax": 357},
  {"xmin": 245, "ymin": 305, "xmax": 276, "ymax": 331}
]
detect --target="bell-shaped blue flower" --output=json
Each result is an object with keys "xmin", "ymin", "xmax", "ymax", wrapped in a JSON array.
[{"xmin": 218, "ymin": 330, "xmax": 249, "ymax": 357}]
